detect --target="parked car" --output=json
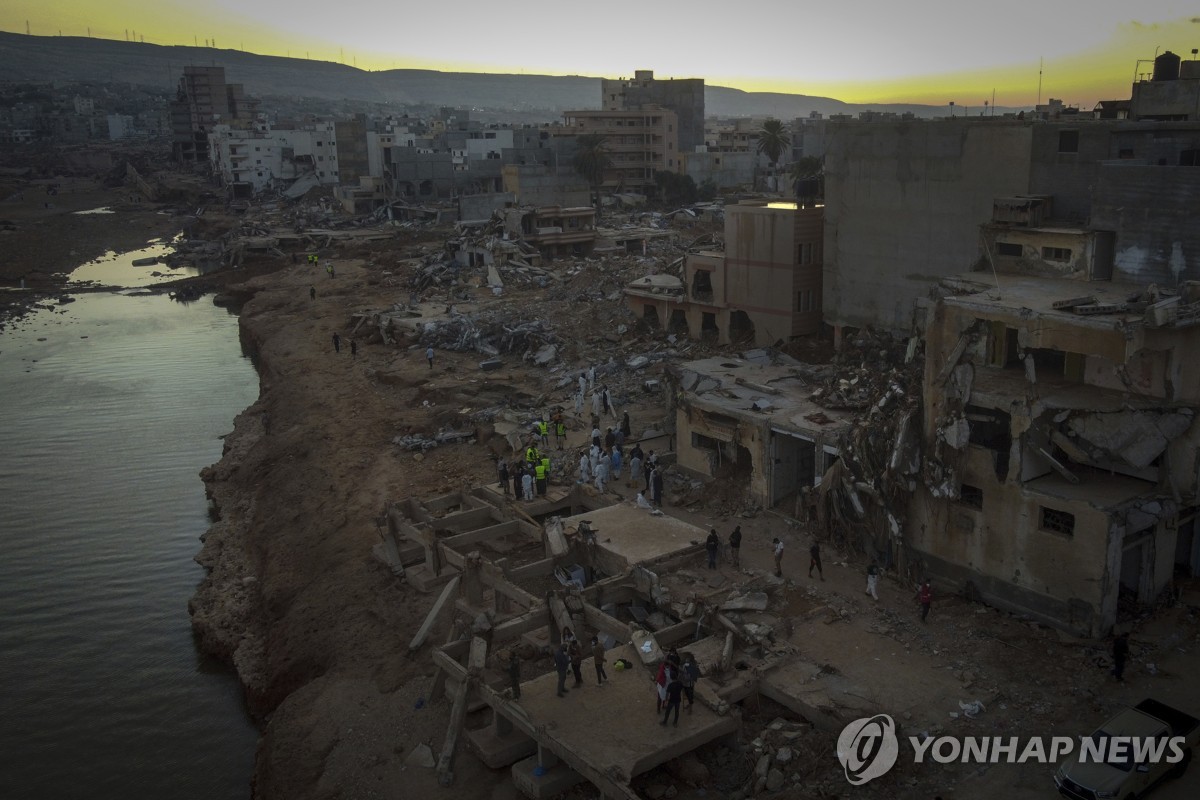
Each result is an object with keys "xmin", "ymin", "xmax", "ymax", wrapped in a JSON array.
[{"xmin": 1055, "ymin": 698, "xmax": 1199, "ymax": 800}]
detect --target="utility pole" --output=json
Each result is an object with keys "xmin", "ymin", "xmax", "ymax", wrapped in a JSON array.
[
  {"xmin": 1037, "ymin": 57, "xmax": 1043, "ymax": 106},
  {"xmin": 26, "ymin": 20, "xmax": 30, "ymax": 35}
]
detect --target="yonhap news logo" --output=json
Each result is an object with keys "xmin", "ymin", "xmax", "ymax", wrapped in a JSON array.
[
  {"xmin": 835, "ymin": 715, "xmax": 1190, "ymax": 786},
  {"xmin": 836, "ymin": 714, "xmax": 899, "ymax": 785}
]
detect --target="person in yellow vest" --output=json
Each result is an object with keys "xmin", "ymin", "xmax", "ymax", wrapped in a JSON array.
[
  {"xmin": 553, "ymin": 410, "xmax": 566, "ymax": 450},
  {"xmin": 535, "ymin": 459, "xmax": 548, "ymax": 497},
  {"xmin": 526, "ymin": 444, "xmax": 540, "ymax": 466},
  {"xmin": 536, "ymin": 419, "xmax": 549, "ymax": 448}
]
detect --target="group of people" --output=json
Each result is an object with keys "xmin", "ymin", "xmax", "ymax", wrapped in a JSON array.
[
  {"xmin": 553, "ymin": 627, "xmax": 609, "ymax": 697},
  {"xmin": 654, "ymin": 647, "xmax": 700, "ymax": 727},
  {"xmin": 499, "ymin": 443, "xmax": 553, "ymax": 502}
]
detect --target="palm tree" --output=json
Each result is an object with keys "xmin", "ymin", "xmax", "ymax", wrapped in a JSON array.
[
  {"xmin": 572, "ymin": 134, "xmax": 610, "ymax": 207},
  {"xmin": 755, "ymin": 119, "xmax": 791, "ymax": 169},
  {"xmin": 789, "ymin": 156, "xmax": 823, "ymax": 205}
]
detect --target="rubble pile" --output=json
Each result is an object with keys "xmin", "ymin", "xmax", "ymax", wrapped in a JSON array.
[
  {"xmin": 416, "ymin": 309, "xmax": 558, "ymax": 359},
  {"xmin": 807, "ymin": 330, "xmax": 926, "ymax": 563}
]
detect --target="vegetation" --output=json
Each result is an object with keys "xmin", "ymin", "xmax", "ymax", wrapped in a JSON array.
[
  {"xmin": 755, "ymin": 118, "xmax": 791, "ymax": 167},
  {"xmin": 789, "ymin": 155, "xmax": 823, "ymax": 202},
  {"xmin": 571, "ymin": 133, "xmax": 610, "ymax": 206},
  {"xmin": 653, "ymin": 170, "xmax": 700, "ymax": 205}
]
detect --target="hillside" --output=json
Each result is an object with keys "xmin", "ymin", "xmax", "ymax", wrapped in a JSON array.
[{"xmin": 0, "ymin": 32, "xmax": 1024, "ymax": 119}]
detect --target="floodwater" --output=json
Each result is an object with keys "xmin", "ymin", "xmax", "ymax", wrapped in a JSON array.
[
  {"xmin": 68, "ymin": 236, "xmax": 208, "ymax": 288},
  {"xmin": 0, "ymin": 283, "xmax": 260, "ymax": 798}
]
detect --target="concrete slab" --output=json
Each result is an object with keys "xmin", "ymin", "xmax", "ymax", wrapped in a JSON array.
[
  {"xmin": 562, "ymin": 504, "xmax": 705, "ymax": 571},
  {"xmin": 511, "ymin": 755, "xmax": 586, "ymax": 799},
  {"xmin": 406, "ymin": 563, "xmax": 459, "ymax": 593},
  {"xmin": 514, "ymin": 644, "xmax": 739, "ymax": 782},
  {"xmin": 467, "ymin": 726, "xmax": 538, "ymax": 768}
]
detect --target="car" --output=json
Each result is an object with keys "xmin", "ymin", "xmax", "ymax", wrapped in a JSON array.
[{"xmin": 1054, "ymin": 698, "xmax": 1198, "ymax": 800}]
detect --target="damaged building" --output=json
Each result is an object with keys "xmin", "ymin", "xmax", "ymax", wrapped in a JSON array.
[
  {"xmin": 625, "ymin": 200, "xmax": 823, "ymax": 346},
  {"xmin": 666, "ymin": 356, "xmax": 851, "ymax": 512},
  {"xmin": 913, "ymin": 251, "xmax": 1200, "ymax": 636}
]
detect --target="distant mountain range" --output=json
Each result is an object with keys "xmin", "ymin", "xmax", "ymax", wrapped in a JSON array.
[{"xmin": 0, "ymin": 32, "xmax": 1029, "ymax": 119}]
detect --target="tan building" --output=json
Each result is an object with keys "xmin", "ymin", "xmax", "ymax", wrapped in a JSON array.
[
  {"xmin": 560, "ymin": 107, "xmax": 681, "ymax": 193},
  {"xmin": 626, "ymin": 201, "xmax": 822, "ymax": 346},
  {"xmin": 667, "ymin": 357, "xmax": 851, "ymax": 510},
  {"xmin": 912, "ymin": 238, "xmax": 1200, "ymax": 635},
  {"xmin": 502, "ymin": 206, "xmax": 596, "ymax": 259}
]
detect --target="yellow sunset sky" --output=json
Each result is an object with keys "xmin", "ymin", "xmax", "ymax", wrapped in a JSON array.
[{"xmin": 3, "ymin": 0, "xmax": 1199, "ymax": 107}]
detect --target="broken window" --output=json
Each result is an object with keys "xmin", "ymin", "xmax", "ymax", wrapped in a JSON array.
[
  {"xmin": 1042, "ymin": 246, "xmax": 1072, "ymax": 261},
  {"xmin": 1040, "ymin": 506, "xmax": 1075, "ymax": 536},
  {"xmin": 691, "ymin": 270, "xmax": 713, "ymax": 302},
  {"xmin": 701, "ymin": 312, "xmax": 719, "ymax": 342},
  {"xmin": 996, "ymin": 242, "xmax": 1022, "ymax": 257},
  {"xmin": 958, "ymin": 484, "xmax": 984, "ymax": 510},
  {"xmin": 965, "ymin": 405, "xmax": 1011, "ymax": 481},
  {"xmin": 1057, "ymin": 130, "xmax": 1079, "ymax": 153},
  {"xmin": 729, "ymin": 310, "xmax": 755, "ymax": 343}
]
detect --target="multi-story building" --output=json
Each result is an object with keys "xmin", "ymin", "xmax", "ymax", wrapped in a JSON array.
[
  {"xmin": 208, "ymin": 120, "xmax": 340, "ymax": 197},
  {"xmin": 601, "ymin": 70, "xmax": 705, "ymax": 154},
  {"xmin": 171, "ymin": 66, "xmax": 258, "ymax": 163},
  {"xmin": 626, "ymin": 200, "xmax": 823, "ymax": 345},
  {"xmin": 559, "ymin": 108, "xmax": 681, "ymax": 194}
]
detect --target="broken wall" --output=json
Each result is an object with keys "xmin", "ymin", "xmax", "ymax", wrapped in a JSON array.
[{"xmin": 823, "ymin": 120, "xmax": 1033, "ymax": 331}]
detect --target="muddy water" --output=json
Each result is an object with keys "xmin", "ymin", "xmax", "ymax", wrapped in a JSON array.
[{"xmin": 0, "ymin": 292, "xmax": 259, "ymax": 798}]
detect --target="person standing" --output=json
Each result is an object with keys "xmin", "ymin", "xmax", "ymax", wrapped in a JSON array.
[
  {"xmin": 498, "ymin": 460, "xmax": 510, "ymax": 496},
  {"xmin": 568, "ymin": 639, "xmax": 584, "ymax": 688},
  {"xmin": 591, "ymin": 390, "xmax": 602, "ymax": 420},
  {"xmin": 350, "ymin": 339, "xmax": 357, "ymax": 358},
  {"xmin": 554, "ymin": 411, "xmax": 566, "ymax": 450},
  {"xmin": 917, "ymin": 580, "xmax": 933, "ymax": 623},
  {"xmin": 309, "ymin": 285, "xmax": 316, "ymax": 301},
  {"xmin": 866, "ymin": 561, "xmax": 880, "ymax": 600},
  {"xmin": 729, "ymin": 525, "xmax": 742, "ymax": 567},
  {"xmin": 594, "ymin": 455, "xmax": 609, "ymax": 492},
  {"xmin": 587, "ymin": 365, "xmax": 596, "ymax": 391},
  {"xmin": 1112, "ymin": 632, "xmax": 1129, "ymax": 682},
  {"xmin": 651, "ymin": 466, "xmax": 664, "ymax": 507},
  {"xmin": 578, "ymin": 372, "xmax": 587, "ymax": 403},
  {"xmin": 654, "ymin": 660, "xmax": 669, "ymax": 713},
  {"xmin": 512, "ymin": 462, "xmax": 522, "ymax": 498},
  {"xmin": 661, "ymin": 670, "xmax": 683, "ymax": 727},
  {"xmin": 535, "ymin": 458, "xmax": 549, "ymax": 497},
  {"xmin": 628, "ymin": 448, "xmax": 642, "ymax": 490},
  {"xmin": 521, "ymin": 468, "xmax": 534, "ymax": 502},
  {"xmin": 332, "ymin": 332, "xmax": 341, "ymax": 353},
  {"xmin": 809, "ymin": 541, "xmax": 824, "ymax": 581},
  {"xmin": 620, "ymin": 411, "xmax": 631, "ymax": 438},
  {"xmin": 681, "ymin": 654, "xmax": 700, "ymax": 712},
  {"xmin": 772, "ymin": 537, "xmax": 784, "ymax": 577},
  {"xmin": 592, "ymin": 636, "xmax": 608, "ymax": 685},
  {"xmin": 537, "ymin": 418, "xmax": 550, "ymax": 448},
  {"xmin": 610, "ymin": 446, "xmax": 623, "ymax": 481},
  {"xmin": 705, "ymin": 529, "xmax": 720, "ymax": 569},
  {"xmin": 426, "ymin": 346, "xmax": 434, "ymax": 369},
  {"xmin": 554, "ymin": 643, "xmax": 570, "ymax": 697},
  {"xmin": 578, "ymin": 451, "xmax": 591, "ymax": 484}
]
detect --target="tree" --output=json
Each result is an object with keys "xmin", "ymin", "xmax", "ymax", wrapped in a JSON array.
[
  {"xmin": 755, "ymin": 119, "xmax": 791, "ymax": 168},
  {"xmin": 654, "ymin": 171, "xmax": 697, "ymax": 205},
  {"xmin": 572, "ymin": 134, "xmax": 610, "ymax": 206},
  {"xmin": 788, "ymin": 156, "xmax": 823, "ymax": 204}
]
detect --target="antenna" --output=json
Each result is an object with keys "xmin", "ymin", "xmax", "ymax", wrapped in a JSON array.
[
  {"xmin": 1037, "ymin": 57, "xmax": 1043, "ymax": 105},
  {"xmin": 26, "ymin": 20, "xmax": 30, "ymax": 35},
  {"xmin": 991, "ymin": 88, "xmax": 996, "ymax": 115}
]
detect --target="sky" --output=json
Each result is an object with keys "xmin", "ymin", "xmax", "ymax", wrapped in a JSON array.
[{"xmin": 3, "ymin": 1, "xmax": 1200, "ymax": 107}]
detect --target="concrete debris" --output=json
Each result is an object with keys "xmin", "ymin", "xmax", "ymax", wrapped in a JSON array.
[
  {"xmin": 393, "ymin": 429, "xmax": 475, "ymax": 451},
  {"xmin": 720, "ymin": 592, "xmax": 769, "ymax": 612},
  {"xmin": 404, "ymin": 743, "xmax": 436, "ymax": 768},
  {"xmin": 1067, "ymin": 409, "xmax": 1194, "ymax": 468}
]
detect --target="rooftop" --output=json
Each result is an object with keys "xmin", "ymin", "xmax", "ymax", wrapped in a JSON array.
[
  {"xmin": 675, "ymin": 356, "xmax": 854, "ymax": 436},
  {"xmin": 942, "ymin": 271, "xmax": 1151, "ymax": 327}
]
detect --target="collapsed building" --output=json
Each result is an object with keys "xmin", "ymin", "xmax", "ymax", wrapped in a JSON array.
[{"xmin": 913, "ymin": 262, "xmax": 1200, "ymax": 636}]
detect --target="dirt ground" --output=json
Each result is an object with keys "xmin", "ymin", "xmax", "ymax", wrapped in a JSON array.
[{"xmin": 189, "ymin": 245, "xmax": 1200, "ymax": 800}]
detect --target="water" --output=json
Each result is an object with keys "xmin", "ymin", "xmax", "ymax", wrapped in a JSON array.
[
  {"xmin": 68, "ymin": 236, "xmax": 205, "ymax": 288},
  {"xmin": 0, "ymin": 291, "xmax": 260, "ymax": 799}
]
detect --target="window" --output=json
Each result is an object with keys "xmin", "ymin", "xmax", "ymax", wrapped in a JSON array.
[
  {"xmin": 796, "ymin": 290, "xmax": 814, "ymax": 312},
  {"xmin": 958, "ymin": 484, "xmax": 983, "ymax": 510},
  {"xmin": 1042, "ymin": 246, "xmax": 1072, "ymax": 261},
  {"xmin": 997, "ymin": 242, "xmax": 1022, "ymax": 257},
  {"xmin": 1040, "ymin": 507, "xmax": 1075, "ymax": 536},
  {"xmin": 317, "ymin": 155, "xmax": 324, "ymax": 161},
  {"xmin": 798, "ymin": 242, "xmax": 814, "ymax": 264},
  {"xmin": 1181, "ymin": 149, "xmax": 1200, "ymax": 166},
  {"xmin": 1119, "ymin": 148, "xmax": 1134, "ymax": 159},
  {"xmin": 316, "ymin": 141, "xmax": 323, "ymax": 146},
  {"xmin": 1057, "ymin": 130, "xmax": 1079, "ymax": 153}
]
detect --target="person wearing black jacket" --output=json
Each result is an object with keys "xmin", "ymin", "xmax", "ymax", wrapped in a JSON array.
[{"xmin": 729, "ymin": 525, "xmax": 742, "ymax": 567}]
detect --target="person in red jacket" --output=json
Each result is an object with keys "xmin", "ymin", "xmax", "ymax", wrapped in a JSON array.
[{"xmin": 917, "ymin": 580, "xmax": 933, "ymax": 623}]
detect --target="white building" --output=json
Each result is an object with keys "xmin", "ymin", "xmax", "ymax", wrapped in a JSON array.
[{"xmin": 209, "ymin": 120, "xmax": 341, "ymax": 195}]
